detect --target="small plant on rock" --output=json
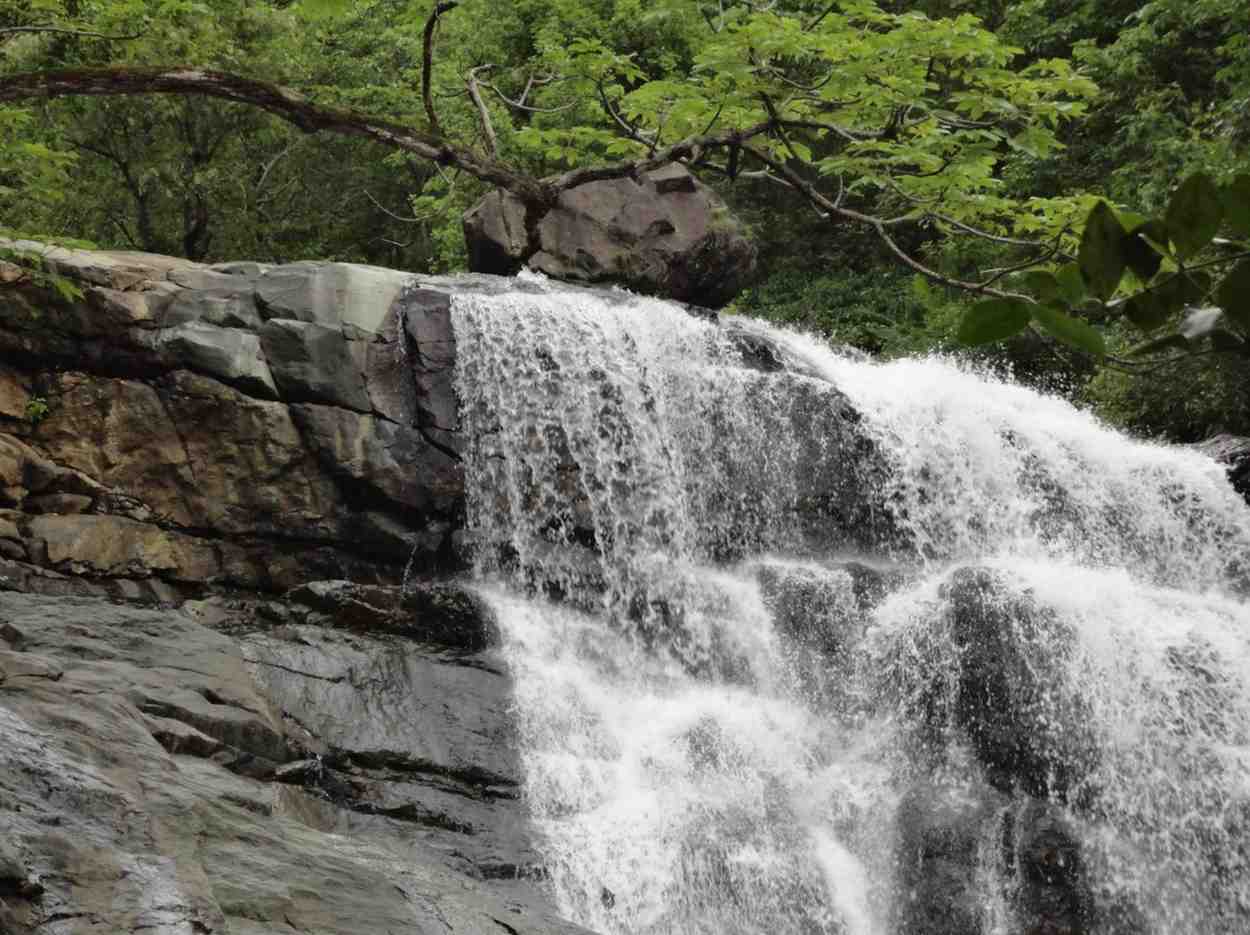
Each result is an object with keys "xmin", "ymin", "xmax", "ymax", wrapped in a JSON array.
[{"xmin": 25, "ymin": 396, "xmax": 49, "ymax": 426}]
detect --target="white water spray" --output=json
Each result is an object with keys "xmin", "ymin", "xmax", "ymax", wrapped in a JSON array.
[{"xmin": 445, "ymin": 280, "xmax": 1250, "ymax": 934}]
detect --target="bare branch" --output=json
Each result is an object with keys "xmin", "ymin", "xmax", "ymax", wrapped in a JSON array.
[
  {"xmin": 0, "ymin": 24, "xmax": 142, "ymax": 42},
  {"xmin": 517, "ymin": 73, "xmax": 536, "ymax": 109},
  {"xmin": 763, "ymin": 66, "xmax": 840, "ymax": 94},
  {"xmin": 547, "ymin": 120, "xmax": 774, "ymax": 190},
  {"xmin": 935, "ymin": 212, "xmax": 1071, "ymax": 253},
  {"xmin": 363, "ymin": 189, "xmax": 429, "ymax": 224},
  {"xmin": 255, "ymin": 139, "xmax": 304, "ymax": 193},
  {"xmin": 976, "ymin": 240, "xmax": 1066, "ymax": 289},
  {"xmin": 466, "ymin": 65, "xmax": 498, "ymax": 157},
  {"xmin": 598, "ymin": 83, "xmax": 654, "ymax": 144},
  {"xmin": 422, "ymin": 1, "xmax": 459, "ymax": 136},
  {"xmin": 742, "ymin": 143, "xmax": 1030, "ymax": 299},
  {"xmin": 805, "ymin": 2, "xmax": 839, "ymax": 31},
  {"xmin": 776, "ymin": 117, "xmax": 880, "ymax": 142},
  {"xmin": 489, "ymin": 79, "xmax": 576, "ymax": 113}
]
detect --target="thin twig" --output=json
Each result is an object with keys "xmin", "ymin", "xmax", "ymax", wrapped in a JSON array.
[
  {"xmin": 488, "ymin": 80, "xmax": 575, "ymax": 113},
  {"xmin": 363, "ymin": 189, "xmax": 428, "ymax": 224},
  {"xmin": 743, "ymin": 143, "xmax": 1031, "ymax": 299}
]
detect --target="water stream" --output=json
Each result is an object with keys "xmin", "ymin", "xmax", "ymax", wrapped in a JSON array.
[{"xmin": 446, "ymin": 276, "xmax": 1250, "ymax": 934}]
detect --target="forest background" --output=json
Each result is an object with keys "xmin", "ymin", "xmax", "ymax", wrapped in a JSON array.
[{"xmin": 2, "ymin": 0, "xmax": 1248, "ymax": 441}]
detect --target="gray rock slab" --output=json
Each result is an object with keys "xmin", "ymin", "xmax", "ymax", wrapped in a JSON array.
[
  {"xmin": 0, "ymin": 591, "xmax": 595, "ymax": 935},
  {"xmin": 260, "ymin": 318, "xmax": 372, "ymax": 411},
  {"xmin": 256, "ymin": 262, "xmax": 412, "ymax": 333},
  {"xmin": 158, "ymin": 321, "xmax": 278, "ymax": 399},
  {"xmin": 164, "ymin": 285, "xmax": 264, "ymax": 329}
]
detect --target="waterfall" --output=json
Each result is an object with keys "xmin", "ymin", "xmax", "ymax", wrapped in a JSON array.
[{"xmin": 445, "ymin": 274, "xmax": 1250, "ymax": 935}]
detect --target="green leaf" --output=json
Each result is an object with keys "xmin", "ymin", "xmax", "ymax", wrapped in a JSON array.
[
  {"xmin": 1054, "ymin": 263, "xmax": 1086, "ymax": 305},
  {"xmin": 957, "ymin": 298, "xmax": 1033, "ymax": 346},
  {"xmin": 1215, "ymin": 259, "xmax": 1250, "ymax": 335},
  {"xmin": 298, "ymin": 0, "xmax": 352, "ymax": 18},
  {"xmin": 1032, "ymin": 304, "xmax": 1106, "ymax": 356},
  {"xmin": 1223, "ymin": 175, "xmax": 1250, "ymax": 239},
  {"xmin": 1128, "ymin": 333, "xmax": 1190, "ymax": 357},
  {"xmin": 1019, "ymin": 270, "xmax": 1061, "ymax": 304},
  {"xmin": 1165, "ymin": 174, "xmax": 1223, "ymax": 261},
  {"xmin": 1079, "ymin": 202, "xmax": 1127, "ymax": 300},
  {"xmin": 1122, "ymin": 220, "xmax": 1168, "ymax": 282}
]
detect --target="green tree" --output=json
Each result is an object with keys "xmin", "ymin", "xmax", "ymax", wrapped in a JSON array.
[{"xmin": 1, "ymin": 0, "xmax": 1098, "ymax": 283}]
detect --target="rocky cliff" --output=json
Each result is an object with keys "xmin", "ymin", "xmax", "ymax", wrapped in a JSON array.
[
  {"xmin": 3, "ymin": 241, "xmax": 1248, "ymax": 935},
  {"xmin": 0, "ymin": 243, "xmax": 589, "ymax": 935}
]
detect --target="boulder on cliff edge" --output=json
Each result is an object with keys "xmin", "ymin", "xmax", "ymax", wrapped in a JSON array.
[{"xmin": 462, "ymin": 164, "xmax": 757, "ymax": 308}]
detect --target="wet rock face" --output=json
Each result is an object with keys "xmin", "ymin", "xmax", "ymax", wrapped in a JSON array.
[
  {"xmin": 463, "ymin": 165, "xmax": 758, "ymax": 308},
  {"xmin": 940, "ymin": 567, "xmax": 1098, "ymax": 801},
  {"xmin": 895, "ymin": 786, "xmax": 1095, "ymax": 935},
  {"xmin": 1197, "ymin": 434, "xmax": 1250, "ymax": 504},
  {"xmin": 0, "ymin": 588, "xmax": 591, "ymax": 935},
  {"xmin": 0, "ymin": 243, "xmax": 466, "ymax": 598},
  {"xmin": 880, "ymin": 567, "xmax": 1103, "ymax": 935}
]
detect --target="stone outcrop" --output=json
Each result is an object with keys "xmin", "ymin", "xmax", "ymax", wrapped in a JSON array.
[
  {"xmin": 0, "ymin": 243, "xmax": 607, "ymax": 934},
  {"xmin": 1198, "ymin": 433, "xmax": 1250, "ymax": 504},
  {"xmin": 463, "ymin": 165, "xmax": 757, "ymax": 308},
  {"xmin": 872, "ymin": 567, "xmax": 1103, "ymax": 935},
  {"xmin": 0, "ymin": 588, "xmax": 591, "ymax": 935},
  {"xmin": 0, "ymin": 241, "xmax": 468, "ymax": 600},
  {"xmin": 939, "ymin": 568, "xmax": 1099, "ymax": 801}
]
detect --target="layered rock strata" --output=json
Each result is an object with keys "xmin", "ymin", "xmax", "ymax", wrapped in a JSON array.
[{"xmin": 0, "ymin": 242, "xmax": 468, "ymax": 601}]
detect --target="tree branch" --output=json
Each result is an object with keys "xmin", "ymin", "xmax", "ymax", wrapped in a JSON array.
[
  {"xmin": 742, "ymin": 143, "xmax": 1029, "ymax": 299},
  {"xmin": 0, "ymin": 65, "xmax": 550, "ymax": 202},
  {"xmin": 0, "ymin": 24, "xmax": 142, "ymax": 42},
  {"xmin": 422, "ymin": 1, "xmax": 459, "ymax": 136},
  {"xmin": 466, "ymin": 64, "xmax": 498, "ymax": 157},
  {"xmin": 546, "ymin": 120, "xmax": 774, "ymax": 191},
  {"xmin": 0, "ymin": 66, "xmax": 783, "ymax": 210}
]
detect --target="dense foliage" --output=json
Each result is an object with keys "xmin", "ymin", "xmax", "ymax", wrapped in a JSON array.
[{"xmin": 2, "ymin": 0, "xmax": 1249, "ymax": 439}]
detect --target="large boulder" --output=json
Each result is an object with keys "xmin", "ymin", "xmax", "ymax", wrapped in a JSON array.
[{"xmin": 463, "ymin": 165, "xmax": 757, "ymax": 308}]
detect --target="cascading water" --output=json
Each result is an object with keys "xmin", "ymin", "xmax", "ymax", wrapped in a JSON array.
[{"xmin": 444, "ymin": 273, "xmax": 1250, "ymax": 935}]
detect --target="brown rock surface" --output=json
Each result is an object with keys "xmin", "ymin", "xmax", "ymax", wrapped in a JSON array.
[{"xmin": 0, "ymin": 243, "xmax": 469, "ymax": 599}]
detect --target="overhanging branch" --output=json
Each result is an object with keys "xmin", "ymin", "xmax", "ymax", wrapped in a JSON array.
[
  {"xmin": 0, "ymin": 66, "xmax": 777, "ymax": 206},
  {"xmin": 0, "ymin": 66, "xmax": 549, "ymax": 200}
]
